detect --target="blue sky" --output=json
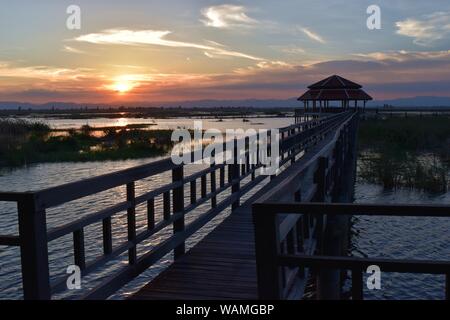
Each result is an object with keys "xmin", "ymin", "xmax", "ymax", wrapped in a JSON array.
[{"xmin": 0, "ymin": 0, "xmax": 449, "ymax": 102}]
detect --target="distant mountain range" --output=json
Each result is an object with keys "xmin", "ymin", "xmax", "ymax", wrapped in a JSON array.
[{"xmin": 1, "ymin": 96, "xmax": 450, "ymax": 110}]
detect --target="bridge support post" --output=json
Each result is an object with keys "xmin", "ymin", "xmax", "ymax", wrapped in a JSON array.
[
  {"xmin": 18, "ymin": 194, "xmax": 51, "ymax": 300},
  {"xmin": 253, "ymin": 205, "xmax": 282, "ymax": 299}
]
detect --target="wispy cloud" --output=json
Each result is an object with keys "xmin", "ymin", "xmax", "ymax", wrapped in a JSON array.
[
  {"xmin": 396, "ymin": 11, "xmax": 450, "ymax": 46},
  {"xmin": 300, "ymin": 27, "xmax": 326, "ymax": 44},
  {"xmin": 277, "ymin": 46, "xmax": 306, "ymax": 55},
  {"xmin": 0, "ymin": 61, "xmax": 90, "ymax": 80},
  {"xmin": 62, "ymin": 45, "xmax": 86, "ymax": 54},
  {"xmin": 201, "ymin": 4, "xmax": 257, "ymax": 28},
  {"xmin": 354, "ymin": 50, "xmax": 450, "ymax": 62},
  {"xmin": 74, "ymin": 29, "xmax": 264, "ymax": 61}
]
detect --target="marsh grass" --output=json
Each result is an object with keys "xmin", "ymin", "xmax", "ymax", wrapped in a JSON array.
[
  {"xmin": 358, "ymin": 116, "xmax": 450, "ymax": 193},
  {"xmin": 0, "ymin": 119, "xmax": 174, "ymax": 166}
]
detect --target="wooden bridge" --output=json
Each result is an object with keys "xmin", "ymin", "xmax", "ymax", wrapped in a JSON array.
[{"xmin": 0, "ymin": 111, "xmax": 449, "ymax": 300}]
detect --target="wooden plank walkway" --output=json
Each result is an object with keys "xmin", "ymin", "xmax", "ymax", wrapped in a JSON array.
[{"xmin": 130, "ymin": 201, "xmax": 258, "ymax": 299}]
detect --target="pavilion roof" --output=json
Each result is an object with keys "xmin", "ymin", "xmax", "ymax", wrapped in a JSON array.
[{"xmin": 298, "ymin": 75, "xmax": 372, "ymax": 101}]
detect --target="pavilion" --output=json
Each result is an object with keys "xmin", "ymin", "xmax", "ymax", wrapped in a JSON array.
[{"xmin": 296, "ymin": 75, "xmax": 372, "ymax": 118}]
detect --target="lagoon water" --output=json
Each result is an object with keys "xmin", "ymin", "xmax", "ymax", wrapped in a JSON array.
[
  {"xmin": 21, "ymin": 116, "xmax": 294, "ymax": 131},
  {"xmin": 350, "ymin": 183, "xmax": 450, "ymax": 300},
  {"xmin": 0, "ymin": 117, "xmax": 448, "ymax": 299}
]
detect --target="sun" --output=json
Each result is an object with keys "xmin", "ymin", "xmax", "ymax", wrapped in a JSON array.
[
  {"xmin": 112, "ymin": 81, "xmax": 133, "ymax": 94},
  {"xmin": 106, "ymin": 76, "xmax": 138, "ymax": 94}
]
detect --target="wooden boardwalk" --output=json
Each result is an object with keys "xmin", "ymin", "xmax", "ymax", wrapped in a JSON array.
[
  {"xmin": 131, "ymin": 203, "xmax": 258, "ymax": 299},
  {"xmin": 0, "ymin": 112, "xmax": 360, "ymax": 300},
  {"xmin": 130, "ymin": 121, "xmax": 340, "ymax": 300}
]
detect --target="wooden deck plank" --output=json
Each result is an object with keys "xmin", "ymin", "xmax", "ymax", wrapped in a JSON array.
[
  {"xmin": 131, "ymin": 203, "xmax": 259, "ymax": 300},
  {"xmin": 130, "ymin": 187, "xmax": 261, "ymax": 300}
]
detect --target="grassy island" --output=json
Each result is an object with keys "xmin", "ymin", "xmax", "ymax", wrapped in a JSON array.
[{"xmin": 0, "ymin": 119, "xmax": 174, "ymax": 166}]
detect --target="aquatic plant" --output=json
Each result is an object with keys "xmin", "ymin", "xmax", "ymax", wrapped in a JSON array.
[
  {"xmin": 358, "ymin": 116, "xmax": 450, "ymax": 193},
  {"xmin": 0, "ymin": 121, "xmax": 174, "ymax": 166}
]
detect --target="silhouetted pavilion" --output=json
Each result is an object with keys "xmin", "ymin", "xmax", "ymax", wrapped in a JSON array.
[{"xmin": 296, "ymin": 75, "xmax": 372, "ymax": 120}]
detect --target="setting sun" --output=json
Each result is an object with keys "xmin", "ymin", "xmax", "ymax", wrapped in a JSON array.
[
  {"xmin": 112, "ymin": 81, "xmax": 133, "ymax": 93},
  {"xmin": 106, "ymin": 75, "xmax": 139, "ymax": 94}
]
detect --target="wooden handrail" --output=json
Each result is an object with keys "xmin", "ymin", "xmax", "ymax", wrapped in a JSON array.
[
  {"xmin": 278, "ymin": 254, "xmax": 450, "ymax": 300},
  {"xmin": 0, "ymin": 235, "xmax": 20, "ymax": 246},
  {"xmin": 278, "ymin": 254, "xmax": 450, "ymax": 274},
  {"xmin": 253, "ymin": 202, "xmax": 450, "ymax": 217}
]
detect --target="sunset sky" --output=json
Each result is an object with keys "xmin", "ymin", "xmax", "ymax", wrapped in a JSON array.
[{"xmin": 1, "ymin": 0, "xmax": 449, "ymax": 103}]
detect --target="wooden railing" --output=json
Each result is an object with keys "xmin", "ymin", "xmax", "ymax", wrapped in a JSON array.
[
  {"xmin": 252, "ymin": 202, "xmax": 450, "ymax": 300},
  {"xmin": 0, "ymin": 111, "xmax": 353, "ymax": 300},
  {"xmin": 253, "ymin": 112, "xmax": 449, "ymax": 299},
  {"xmin": 252, "ymin": 112, "xmax": 359, "ymax": 299}
]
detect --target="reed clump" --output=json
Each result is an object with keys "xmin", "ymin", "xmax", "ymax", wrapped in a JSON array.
[{"xmin": 358, "ymin": 116, "xmax": 450, "ymax": 193}]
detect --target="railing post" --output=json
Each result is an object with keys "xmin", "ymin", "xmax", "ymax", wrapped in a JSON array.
[
  {"xmin": 163, "ymin": 191, "xmax": 170, "ymax": 220},
  {"xmin": 190, "ymin": 180, "xmax": 196, "ymax": 205},
  {"xmin": 147, "ymin": 198, "xmax": 155, "ymax": 230},
  {"xmin": 332, "ymin": 138, "xmax": 343, "ymax": 202},
  {"xmin": 219, "ymin": 166, "xmax": 225, "ymax": 187},
  {"xmin": 17, "ymin": 193, "xmax": 51, "ymax": 300},
  {"xmin": 313, "ymin": 156, "xmax": 328, "ymax": 300},
  {"xmin": 210, "ymin": 149, "xmax": 217, "ymax": 208},
  {"xmin": 172, "ymin": 165, "xmax": 185, "ymax": 259},
  {"xmin": 231, "ymin": 137, "xmax": 240, "ymax": 210},
  {"xmin": 269, "ymin": 133, "xmax": 276, "ymax": 181},
  {"xmin": 446, "ymin": 273, "xmax": 450, "ymax": 300},
  {"xmin": 314, "ymin": 157, "xmax": 328, "ymax": 247},
  {"xmin": 102, "ymin": 217, "xmax": 113, "ymax": 255},
  {"xmin": 73, "ymin": 228, "xmax": 86, "ymax": 270},
  {"xmin": 201, "ymin": 174, "xmax": 207, "ymax": 198},
  {"xmin": 252, "ymin": 204, "xmax": 282, "ymax": 299},
  {"xmin": 127, "ymin": 182, "xmax": 137, "ymax": 265},
  {"xmin": 242, "ymin": 136, "xmax": 248, "ymax": 176},
  {"xmin": 245, "ymin": 136, "xmax": 250, "ymax": 175},
  {"xmin": 250, "ymin": 132, "xmax": 259, "ymax": 181},
  {"xmin": 352, "ymin": 268, "xmax": 364, "ymax": 300}
]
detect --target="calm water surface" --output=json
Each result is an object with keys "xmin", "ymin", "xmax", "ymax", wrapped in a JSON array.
[
  {"xmin": 23, "ymin": 116, "xmax": 293, "ymax": 131},
  {"xmin": 351, "ymin": 183, "xmax": 449, "ymax": 300}
]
